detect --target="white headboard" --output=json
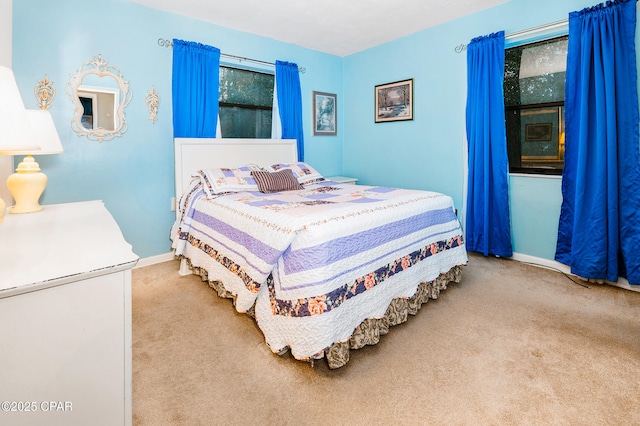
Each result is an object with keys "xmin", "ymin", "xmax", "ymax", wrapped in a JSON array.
[{"xmin": 174, "ymin": 138, "xmax": 298, "ymax": 198}]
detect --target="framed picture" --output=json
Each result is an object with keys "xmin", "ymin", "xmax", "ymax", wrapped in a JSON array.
[
  {"xmin": 525, "ymin": 123, "xmax": 553, "ymax": 142},
  {"xmin": 521, "ymin": 108, "xmax": 563, "ymax": 162},
  {"xmin": 312, "ymin": 91, "xmax": 337, "ymax": 136},
  {"xmin": 375, "ymin": 78, "xmax": 413, "ymax": 123}
]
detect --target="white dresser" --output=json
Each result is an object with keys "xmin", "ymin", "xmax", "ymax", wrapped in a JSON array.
[{"xmin": 0, "ymin": 201, "xmax": 138, "ymax": 426}]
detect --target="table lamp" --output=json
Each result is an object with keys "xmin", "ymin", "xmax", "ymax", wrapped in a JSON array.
[
  {"xmin": 0, "ymin": 66, "xmax": 38, "ymax": 223},
  {"xmin": 0, "ymin": 66, "xmax": 62, "ymax": 220},
  {"xmin": 5, "ymin": 110, "xmax": 63, "ymax": 214}
]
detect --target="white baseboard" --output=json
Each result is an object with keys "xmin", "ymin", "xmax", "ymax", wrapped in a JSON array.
[
  {"xmin": 135, "ymin": 252, "xmax": 175, "ymax": 269},
  {"xmin": 510, "ymin": 252, "xmax": 637, "ymax": 293},
  {"xmin": 509, "ymin": 252, "xmax": 571, "ymax": 274},
  {"xmin": 134, "ymin": 250, "xmax": 638, "ymax": 292}
]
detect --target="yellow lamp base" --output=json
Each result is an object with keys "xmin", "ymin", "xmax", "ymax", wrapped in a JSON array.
[
  {"xmin": 0, "ymin": 197, "xmax": 6, "ymax": 224},
  {"xmin": 7, "ymin": 155, "xmax": 48, "ymax": 214}
]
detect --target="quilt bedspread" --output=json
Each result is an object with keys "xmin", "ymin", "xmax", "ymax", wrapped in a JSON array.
[{"xmin": 171, "ymin": 178, "xmax": 468, "ymax": 359}]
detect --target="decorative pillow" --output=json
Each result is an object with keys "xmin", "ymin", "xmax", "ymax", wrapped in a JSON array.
[
  {"xmin": 196, "ymin": 164, "xmax": 262, "ymax": 198},
  {"xmin": 269, "ymin": 162, "xmax": 325, "ymax": 185},
  {"xmin": 251, "ymin": 169, "xmax": 304, "ymax": 193}
]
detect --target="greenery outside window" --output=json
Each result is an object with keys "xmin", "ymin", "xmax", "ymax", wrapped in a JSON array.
[
  {"xmin": 504, "ymin": 36, "xmax": 568, "ymax": 175},
  {"xmin": 219, "ymin": 66, "xmax": 274, "ymax": 138}
]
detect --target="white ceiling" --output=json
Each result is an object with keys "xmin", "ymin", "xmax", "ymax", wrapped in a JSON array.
[{"xmin": 129, "ymin": 0, "xmax": 510, "ymax": 56}]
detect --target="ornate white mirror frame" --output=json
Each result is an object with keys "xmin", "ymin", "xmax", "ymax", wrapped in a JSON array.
[{"xmin": 66, "ymin": 55, "xmax": 132, "ymax": 141}]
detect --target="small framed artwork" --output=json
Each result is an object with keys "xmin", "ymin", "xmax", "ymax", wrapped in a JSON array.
[
  {"xmin": 312, "ymin": 91, "xmax": 337, "ymax": 136},
  {"xmin": 525, "ymin": 123, "xmax": 553, "ymax": 141},
  {"xmin": 520, "ymin": 107, "xmax": 563, "ymax": 162},
  {"xmin": 375, "ymin": 78, "xmax": 413, "ymax": 123}
]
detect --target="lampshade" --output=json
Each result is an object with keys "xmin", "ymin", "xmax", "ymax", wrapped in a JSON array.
[
  {"xmin": 0, "ymin": 66, "xmax": 39, "ymax": 154},
  {"xmin": 25, "ymin": 110, "xmax": 64, "ymax": 155}
]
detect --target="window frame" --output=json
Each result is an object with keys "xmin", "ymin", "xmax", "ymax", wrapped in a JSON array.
[
  {"xmin": 504, "ymin": 34, "xmax": 568, "ymax": 176},
  {"xmin": 218, "ymin": 65, "xmax": 275, "ymax": 138}
]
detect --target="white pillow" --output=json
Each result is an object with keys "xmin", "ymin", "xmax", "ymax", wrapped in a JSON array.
[{"xmin": 194, "ymin": 164, "xmax": 262, "ymax": 198}]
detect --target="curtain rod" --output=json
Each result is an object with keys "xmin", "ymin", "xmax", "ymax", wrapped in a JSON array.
[
  {"xmin": 157, "ymin": 38, "xmax": 306, "ymax": 73},
  {"xmin": 454, "ymin": 19, "xmax": 568, "ymax": 53}
]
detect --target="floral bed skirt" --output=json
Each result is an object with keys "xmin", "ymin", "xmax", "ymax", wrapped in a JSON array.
[{"xmin": 189, "ymin": 260, "xmax": 463, "ymax": 369}]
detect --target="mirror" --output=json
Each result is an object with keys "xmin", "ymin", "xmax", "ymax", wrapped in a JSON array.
[{"xmin": 66, "ymin": 55, "xmax": 132, "ymax": 141}]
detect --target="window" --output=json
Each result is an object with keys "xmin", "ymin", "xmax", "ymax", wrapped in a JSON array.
[
  {"xmin": 218, "ymin": 66, "xmax": 274, "ymax": 138},
  {"xmin": 504, "ymin": 36, "xmax": 568, "ymax": 175}
]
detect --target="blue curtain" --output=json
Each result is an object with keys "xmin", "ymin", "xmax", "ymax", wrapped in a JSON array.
[
  {"xmin": 171, "ymin": 39, "xmax": 220, "ymax": 138},
  {"xmin": 465, "ymin": 31, "xmax": 513, "ymax": 257},
  {"xmin": 556, "ymin": 0, "xmax": 640, "ymax": 285},
  {"xmin": 275, "ymin": 61, "xmax": 304, "ymax": 161}
]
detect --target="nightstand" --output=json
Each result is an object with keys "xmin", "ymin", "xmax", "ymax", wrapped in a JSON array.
[{"xmin": 327, "ymin": 175, "xmax": 359, "ymax": 184}]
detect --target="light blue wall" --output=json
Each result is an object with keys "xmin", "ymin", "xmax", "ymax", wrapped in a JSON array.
[
  {"xmin": 12, "ymin": 0, "xmax": 343, "ymax": 258},
  {"xmin": 13, "ymin": 0, "xmax": 639, "ymax": 263},
  {"xmin": 342, "ymin": 0, "xmax": 620, "ymax": 262},
  {"xmin": 508, "ymin": 175, "xmax": 563, "ymax": 259}
]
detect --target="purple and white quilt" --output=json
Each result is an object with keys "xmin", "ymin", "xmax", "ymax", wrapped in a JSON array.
[{"xmin": 171, "ymin": 177, "xmax": 468, "ymax": 360}]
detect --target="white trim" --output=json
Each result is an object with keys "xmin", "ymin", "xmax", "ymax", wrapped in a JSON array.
[
  {"xmin": 0, "ymin": 0, "xmax": 11, "ymax": 68},
  {"xmin": 135, "ymin": 252, "xmax": 175, "ymax": 269},
  {"xmin": 134, "ymin": 250, "xmax": 640, "ymax": 292},
  {"xmin": 509, "ymin": 252, "xmax": 570, "ymax": 274},
  {"xmin": 509, "ymin": 172, "xmax": 562, "ymax": 180},
  {"xmin": 510, "ymin": 252, "xmax": 638, "ymax": 293},
  {"xmin": 2, "ymin": 0, "xmax": 14, "ymax": 207}
]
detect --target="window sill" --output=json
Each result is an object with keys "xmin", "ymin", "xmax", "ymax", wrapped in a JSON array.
[{"xmin": 509, "ymin": 172, "xmax": 562, "ymax": 179}]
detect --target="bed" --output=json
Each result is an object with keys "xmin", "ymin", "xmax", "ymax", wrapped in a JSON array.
[{"xmin": 171, "ymin": 138, "xmax": 468, "ymax": 368}]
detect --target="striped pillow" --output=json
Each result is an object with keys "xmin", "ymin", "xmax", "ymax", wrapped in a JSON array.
[
  {"xmin": 269, "ymin": 162, "xmax": 325, "ymax": 185},
  {"xmin": 251, "ymin": 169, "xmax": 304, "ymax": 193}
]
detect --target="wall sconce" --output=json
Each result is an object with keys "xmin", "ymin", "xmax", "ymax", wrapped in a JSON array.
[
  {"xmin": 34, "ymin": 74, "xmax": 56, "ymax": 110},
  {"xmin": 146, "ymin": 85, "xmax": 160, "ymax": 123}
]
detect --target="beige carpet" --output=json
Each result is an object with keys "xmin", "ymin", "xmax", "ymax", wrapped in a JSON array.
[{"xmin": 132, "ymin": 253, "xmax": 640, "ymax": 425}]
